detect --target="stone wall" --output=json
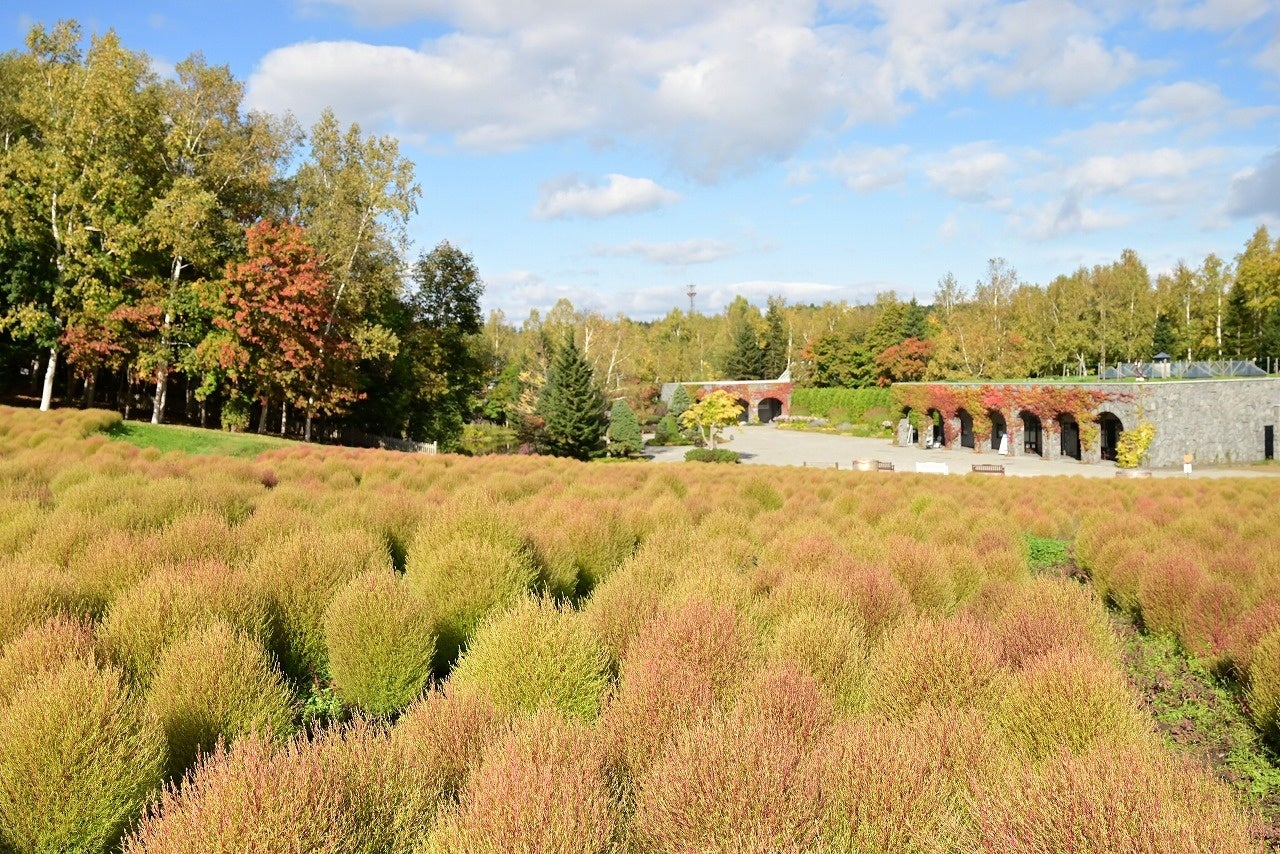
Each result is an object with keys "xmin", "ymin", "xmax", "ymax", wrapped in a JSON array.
[
  {"xmin": 659, "ymin": 380, "xmax": 793, "ymax": 423},
  {"xmin": 895, "ymin": 378, "xmax": 1280, "ymax": 468}
]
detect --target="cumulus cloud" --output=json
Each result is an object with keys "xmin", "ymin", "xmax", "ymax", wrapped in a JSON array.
[
  {"xmin": 825, "ymin": 145, "xmax": 909, "ymax": 193},
  {"xmin": 1227, "ymin": 149, "xmax": 1280, "ymax": 218},
  {"xmin": 926, "ymin": 142, "xmax": 1012, "ymax": 203},
  {"xmin": 1025, "ymin": 191, "xmax": 1133, "ymax": 240},
  {"xmin": 248, "ymin": 0, "xmax": 1176, "ymax": 180},
  {"xmin": 597, "ymin": 239, "xmax": 734, "ymax": 265},
  {"xmin": 532, "ymin": 174, "xmax": 680, "ymax": 220}
]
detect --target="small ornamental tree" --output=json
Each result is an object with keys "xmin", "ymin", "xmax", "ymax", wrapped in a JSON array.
[
  {"xmin": 679, "ymin": 390, "xmax": 742, "ymax": 450},
  {"xmin": 668, "ymin": 384, "xmax": 693, "ymax": 425},
  {"xmin": 606, "ymin": 399, "xmax": 644, "ymax": 457},
  {"xmin": 538, "ymin": 337, "xmax": 606, "ymax": 460},
  {"xmin": 1115, "ymin": 421, "xmax": 1156, "ymax": 469}
]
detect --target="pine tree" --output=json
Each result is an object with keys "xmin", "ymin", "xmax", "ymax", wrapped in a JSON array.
[
  {"xmin": 724, "ymin": 321, "xmax": 764, "ymax": 380},
  {"xmin": 761, "ymin": 296, "xmax": 789, "ymax": 379},
  {"xmin": 606, "ymin": 399, "xmax": 643, "ymax": 457},
  {"xmin": 537, "ymin": 336, "xmax": 605, "ymax": 460}
]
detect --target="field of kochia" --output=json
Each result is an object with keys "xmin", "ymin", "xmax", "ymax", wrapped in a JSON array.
[{"xmin": 2, "ymin": 405, "xmax": 1278, "ymax": 853}]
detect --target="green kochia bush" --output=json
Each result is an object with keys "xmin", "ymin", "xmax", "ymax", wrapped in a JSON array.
[
  {"xmin": 146, "ymin": 621, "xmax": 297, "ymax": 779},
  {"xmin": 0, "ymin": 660, "xmax": 165, "ymax": 854},
  {"xmin": 684, "ymin": 448, "xmax": 740, "ymax": 463},
  {"xmin": 405, "ymin": 532, "xmax": 539, "ymax": 671},
  {"xmin": 0, "ymin": 613, "xmax": 99, "ymax": 707},
  {"xmin": 324, "ymin": 570, "xmax": 436, "ymax": 716},
  {"xmin": 448, "ymin": 597, "xmax": 611, "ymax": 720}
]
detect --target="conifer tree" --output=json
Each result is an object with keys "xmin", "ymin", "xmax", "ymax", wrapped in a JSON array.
[
  {"xmin": 538, "ymin": 336, "xmax": 605, "ymax": 460},
  {"xmin": 606, "ymin": 399, "xmax": 643, "ymax": 457},
  {"xmin": 724, "ymin": 321, "xmax": 764, "ymax": 380},
  {"xmin": 669, "ymin": 383, "xmax": 693, "ymax": 421}
]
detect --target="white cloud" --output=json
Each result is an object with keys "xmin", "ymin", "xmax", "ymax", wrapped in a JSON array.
[
  {"xmin": 1135, "ymin": 81, "xmax": 1225, "ymax": 124},
  {"xmin": 247, "ymin": 0, "xmax": 1175, "ymax": 180},
  {"xmin": 926, "ymin": 142, "xmax": 1012, "ymax": 203},
  {"xmin": 532, "ymin": 174, "xmax": 680, "ymax": 220},
  {"xmin": 1025, "ymin": 191, "xmax": 1133, "ymax": 240},
  {"xmin": 1147, "ymin": 0, "xmax": 1272, "ymax": 30},
  {"xmin": 1228, "ymin": 149, "xmax": 1280, "ymax": 218},
  {"xmin": 825, "ymin": 145, "xmax": 909, "ymax": 193},
  {"xmin": 597, "ymin": 239, "xmax": 734, "ymax": 265},
  {"xmin": 1065, "ymin": 147, "xmax": 1224, "ymax": 194}
]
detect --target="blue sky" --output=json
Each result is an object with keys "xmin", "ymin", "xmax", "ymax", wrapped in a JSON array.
[{"xmin": 6, "ymin": 1, "xmax": 1280, "ymax": 321}]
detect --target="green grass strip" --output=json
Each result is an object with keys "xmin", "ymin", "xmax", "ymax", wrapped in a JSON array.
[{"xmin": 105, "ymin": 421, "xmax": 294, "ymax": 458}]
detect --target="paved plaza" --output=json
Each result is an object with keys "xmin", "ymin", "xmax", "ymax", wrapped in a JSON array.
[{"xmin": 644, "ymin": 424, "xmax": 1278, "ymax": 479}]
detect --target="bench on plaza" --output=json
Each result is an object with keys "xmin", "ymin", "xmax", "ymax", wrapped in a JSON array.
[
  {"xmin": 971, "ymin": 463, "xmax": 1005, "ymax": 475},
  {"xmin": 876, "ymin": 460, "xmax": 895, "ymax": 472}
]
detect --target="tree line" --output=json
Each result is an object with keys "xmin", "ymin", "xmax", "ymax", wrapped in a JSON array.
[{"xmin": 3, "ymin": 20, "xmax": 1278, "ymax": 455}]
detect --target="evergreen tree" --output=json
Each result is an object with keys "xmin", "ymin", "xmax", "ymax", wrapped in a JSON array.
[
  {"xmin": 669, "ymin": 383, "xmax": 693, "ymax": 421},
  {"xmin": 723, "ymin": 321, "xmax": 764, "ymax": 380},
  {"xmin": 538, "ymin": 336, "xmax": 605, "ymax": 460},
  {"xmin": 606, "ymin": 398, "xmax": 643, "ymax": 457},
  {"xmin": 761, "ymin": 296, "xmax": 789, "ymax": 379}
]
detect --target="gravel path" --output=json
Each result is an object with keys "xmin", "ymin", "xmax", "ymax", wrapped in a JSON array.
[{"xmin": 644, "ymin": 424, "xmax": 1278, "ymax": 479}]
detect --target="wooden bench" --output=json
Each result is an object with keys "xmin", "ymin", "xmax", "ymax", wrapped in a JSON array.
[
  {"xmin": 971, "ymin": 463, "xmax": 1005, "ymax": 475},
  {"xmin": 876, "ymin": 461, "xmax": 895, "ymax": 472}
]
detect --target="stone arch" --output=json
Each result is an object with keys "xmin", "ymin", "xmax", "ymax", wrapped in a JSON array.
[
  {"xmin": 899, "ymin": 406, "xmax": 918, "ymax": 446},
  {"xmin": 734, "ymin": 397, "xmax": 750, "ymax": 423},
  {"xmin": 1097, "ymin": 411, "xmax": 1124, "ymax": 462},
  {"xmin": 1020, "ymin": 411, "xmax": 1043, "ymax": 456},
  {"xmin": 757, "ymin": 397, "xmax": 783, "ymax": 423},
  {"xmin": 925, "ymin": 408, "xmax": 945, "ymax": 448},
  {"xmin": 957, "ymin": 408, "xmax": 975, "ymax": 449},
  {"xmin": 988, "ymin": 409, "xmax": 1008, "ymax": 452},
  {"xmin": 1058, "ymin": 413, "xmax": 1081, "ymax": 460}
]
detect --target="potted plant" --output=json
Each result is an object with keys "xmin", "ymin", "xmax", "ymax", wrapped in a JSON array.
[{"xmin": 1115, "ymin": 420, "xmax": 1155, "ymax": 477}]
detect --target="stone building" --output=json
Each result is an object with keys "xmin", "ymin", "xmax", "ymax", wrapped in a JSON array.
[
  {"xmin": 895, "ymin": 378, "xmax": 1280, "ymax": 468},
  {"xmin": 659, "ymin": 377, "xmax": 794, "ymax": 424}
]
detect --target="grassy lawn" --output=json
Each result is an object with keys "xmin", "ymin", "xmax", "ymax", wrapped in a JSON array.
[{"xmin": 105, "ymin": 420, "xmax": 295, "ymax": 458}]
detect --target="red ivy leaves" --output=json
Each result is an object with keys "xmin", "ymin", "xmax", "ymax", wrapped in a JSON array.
[{"xmin": 893, "ymin": 383, "xmax": 1132, "ymax": 450}]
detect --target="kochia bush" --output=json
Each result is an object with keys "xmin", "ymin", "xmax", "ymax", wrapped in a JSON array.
[
  {"xmin": 146, "ymin": 621, "xmax": 297, "ymax": 778},
  {"xmin": 448, "ymin": 597, "xmax": 611, "ymax": 720},
  {"xmin": 0, "ymin": 660, "xmax": 165, "ymax": 854},
  {"xmin": 323, "ymin": 570, "xmax": 436, "ymax": 716}
]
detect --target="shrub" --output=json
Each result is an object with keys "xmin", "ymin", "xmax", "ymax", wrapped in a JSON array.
[
  {"xmin": 802, "ymin": 716, "xmax": 961, "ymax": 850},
  {"xmin": 457, "ymin": 422, "xmax": 518, "ymax": 456},
  {"xmin": 606, "ymin": 399, "xmax": 644, "ymax": 457},
  {"xmin": 253, "ymin": 527, "xmax": 394, "ymax": 680},
  {"xmin": 986, "ymin": 576, "xmax": 1117, "ymax": 668},
  {"xmin": 602, "ymin": 598, "xmax": 750, "ymax": 786},
  {"xmin": 629, "ymin": 663, "xmax": 832, "ymax": 852},
  {"xmin": 124, "ymin": 734, "xmax": 341, "ymax": 854},
  {"xmin": 684, "ymin": 448, "xmax": 739, "ymax": 463},
  {"xmin": 146, "ymin": 621, "xmax": 297, "ymax": 778},
  {"xmin": 426, "ymin": 712, "xmax": 616, "ymax": 854},
  {"xmin": 323, "ymin": 570, "xmax": 436, "ymax": 716},
  {"xmin": 0, "ymin": 613, "xmax": 99, "ymax": 707},
  {"xmin": 971, "ymin": 745, "xmax": 1259, "ymax": 852},
  {"xmin": 448, "ymin": 597, "xmax": 611, "ymax": 720},
  {"xmin": 98, "ymin": 563, "xmax": 273, "ymax": 687},
  {"xmin": 0, "ymin": 660, "xmax": 165, "ymax": 854},
  {"xmin": 0, "ymin": 562, "xmax": 90, "ymax": 648},
  {"xmin": 864, "ymin": 614, "xmax": 1004, "ymax": 721},
  {"xmin": 391, "ymin": 689, "xmax": 506, "ymax": 803},
  {"xmin": 993, "ymin": 648, "xmax": 1149, "ymax": 762},
  {"xmin": 766, "ymin": 609, "xmax": 867, "ymax": 711},
  {"xmin": 405, "ymin": 535, "xmax": 539, "ymax": 670},
  {"xmin": 649, "ymin": 414, "xmax": 685, "ymax": 446},
  {"xmin": 1247, "ymin": 625, "xmax": 1280, "ymax": 741},
  {"xmin": 522, "ymin": 498, "xmax": 637, "ymax": 598}
]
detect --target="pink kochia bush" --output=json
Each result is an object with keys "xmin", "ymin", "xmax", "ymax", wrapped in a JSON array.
[{"xmin": 426, "ymin": 712, "xmax": 616, "ymax": 854}]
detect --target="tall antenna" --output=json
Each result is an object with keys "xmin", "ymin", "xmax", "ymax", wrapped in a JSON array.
[{"xmin": 686, "ymin": 284, "xmax": 697, "ymax": 314}]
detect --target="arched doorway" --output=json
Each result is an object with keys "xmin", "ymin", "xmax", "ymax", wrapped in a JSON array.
[
  {"xmin": 958, "ymin": 409, "xmax": 975, "ymax": 449},
  {"xmin": 734, "ymin": 398, "xmax": 750, "ymax": 423},
  {"xmin": 1020, "ymin": 412, "xmax": 1042, "ymax": 456},
  {"xmin": 1098, "ymin": 412, "xmax": 1123, "ymax": 462},
  {"xmin": 988, "ymin": 410, "xmax": 1008, "ymax": 452},
  {"xmin": 900, "ymin": 407, "xmax": 918, "ymax": 445},
  {"xmin": 1059, "ymin": 414, "xmax": 1081, "ymax": 460},
  {"xmin": 757, "ymin": 397, "xmax": 783, "ymax": 423},
  {"xmin": 925, "ymin": 409, "xmax": 945, "ymax": 448}
]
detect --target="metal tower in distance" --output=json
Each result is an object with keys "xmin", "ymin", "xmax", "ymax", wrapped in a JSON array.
[{"xmin": 686, "ymin": 284, "xmax": 697, "ymax": 314}]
